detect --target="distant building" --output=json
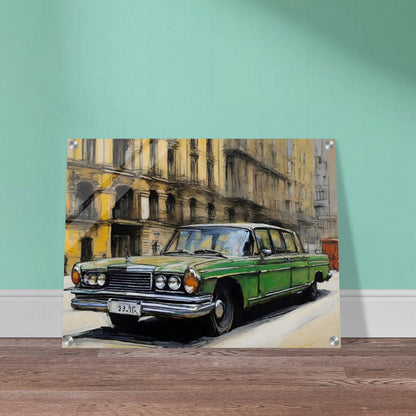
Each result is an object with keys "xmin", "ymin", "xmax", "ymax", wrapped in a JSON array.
[
  {"xmin": 312, "ymin": 140, "xmax": 338, "ymax": 251},
  {"xmin": 65, "ymin": 139, "xmax": 319, "ymax": 271}
]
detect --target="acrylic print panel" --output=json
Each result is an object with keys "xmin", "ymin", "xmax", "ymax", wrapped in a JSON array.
[{"xmin": 63, "ymin": 139, "xmax": 340, "ymax": 348}]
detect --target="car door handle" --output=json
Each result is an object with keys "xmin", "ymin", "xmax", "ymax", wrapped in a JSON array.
[{"xmin": 285, "ymin": 258, "xmax": 291, "ymax": 263}]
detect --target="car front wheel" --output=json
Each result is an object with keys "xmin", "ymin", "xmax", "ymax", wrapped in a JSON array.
[{"xmin": 207, "ymin": 284, "xmax": 235, "ymax": 336}]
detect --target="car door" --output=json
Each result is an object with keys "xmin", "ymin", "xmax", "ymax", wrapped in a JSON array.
[
  {"xmin": 281, "ymin": 231, "xmax": 309, "ymax": 288},
  {"xmin": 255, "ymin": 228, "xmax": 291, "ymax": 295}
]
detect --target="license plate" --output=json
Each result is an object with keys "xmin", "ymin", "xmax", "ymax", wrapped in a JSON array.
[{"xmin": 108, "ymin": 300, "xmax": 142, "ymax": 316}]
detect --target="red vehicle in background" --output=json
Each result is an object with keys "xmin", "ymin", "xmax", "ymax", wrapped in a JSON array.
[{"xmin": 321, "ymin": 239, "xmax": 339, "ymax": 270}]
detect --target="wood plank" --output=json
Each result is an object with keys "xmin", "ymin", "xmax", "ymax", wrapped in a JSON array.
[{"xmin": 0, "ymin": 338, "xmax": 415, "ymax": 415}]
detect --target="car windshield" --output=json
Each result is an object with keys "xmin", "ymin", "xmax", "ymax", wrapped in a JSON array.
[{"xmin": 163, "ymin": 227, "xmax": 253, "ymax": 257}]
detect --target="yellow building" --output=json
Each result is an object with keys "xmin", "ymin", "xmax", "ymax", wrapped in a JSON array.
[{"xmin": 65, "ymin": 139, "xmax": 316, "ymax": 272}]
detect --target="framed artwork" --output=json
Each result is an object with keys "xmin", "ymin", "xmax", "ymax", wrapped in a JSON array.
[{"xmin": 63, "ymin": 139, "xmax": 340, "ymax": 348}]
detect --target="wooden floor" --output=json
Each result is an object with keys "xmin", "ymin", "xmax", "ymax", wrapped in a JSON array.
[{"xmin": 0, "ymin": 338, "xmax": 415, "ymax": 415}]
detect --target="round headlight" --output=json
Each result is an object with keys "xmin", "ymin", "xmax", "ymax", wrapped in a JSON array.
[
  {"xmin": 97, "ymin": 273, "xmax": 106, "ymax": 287},
  {"xmin": 155, "ymin": 275, "xmax": 167, "ymax": 290},
  {"xmin": 71, "ymin": 265, "xmax": 81, "ymax": 285},
  {"xmin": 82, "ymin": 274, "xmax": 90, "ymax": 285},
  {"xmin": 168, "ymin": 275, "xmax": 181, "ymax": 291},
  {"xmin": 183, "ymin": 268, "xmax": 201, "ymax": 294},
  {"xmin": 88, "ymin": 274, "xmax": 97, "ymax": 285}
]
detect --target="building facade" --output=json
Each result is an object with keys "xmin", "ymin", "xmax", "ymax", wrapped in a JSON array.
[
  {"xmin": 65, "ymin": 138, "xmax": 321, "ymax": 272},
  {"xmin": 313, "ymin": 140, "xmax": 338, "ymax": 249}
]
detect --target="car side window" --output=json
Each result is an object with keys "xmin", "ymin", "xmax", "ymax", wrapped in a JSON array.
[
  {"xmin": 282, "ymin": 232, "xmax": 297, "ymax": 253},
  {"xmin": 241, "ymin": 233, "xmax": 254, "ymax": 256},
  {"xmin": 269, "ymin": 229, "xmax": 285, "ymax": 253},
  {"xmin": 293, "ymin": 232, "xmax": 305, "ymax": 253},
  {"xmin": 254, "ymin": 229, "xmax": 272, "ymax": 254}
]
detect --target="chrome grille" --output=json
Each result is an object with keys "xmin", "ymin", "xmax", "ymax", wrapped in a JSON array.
[{"xmin": 106, "ymin": 266, "xmax": 153, "ymax": 292}]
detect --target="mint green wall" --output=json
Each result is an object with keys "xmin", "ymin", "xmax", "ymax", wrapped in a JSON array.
[{"xmin": 1, "ymin": 0, "xmax": 415, "ymax": 289}]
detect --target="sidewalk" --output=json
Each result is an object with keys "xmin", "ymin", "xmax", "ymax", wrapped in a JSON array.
[{"xmin": 64, "ymin": 275, "xmax": 74, "ymax": 290}]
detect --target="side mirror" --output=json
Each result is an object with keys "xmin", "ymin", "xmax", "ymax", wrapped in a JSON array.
[{"xmin": 261, "ymin": 249, "xmax": 272, "ymax": 258}]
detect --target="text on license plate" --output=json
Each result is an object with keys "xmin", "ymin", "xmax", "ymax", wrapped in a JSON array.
[{"xmin": 108, "ymin": 300, "xmax": 142, "ymax": 316}]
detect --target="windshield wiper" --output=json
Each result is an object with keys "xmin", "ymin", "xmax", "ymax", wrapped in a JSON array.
[
  {"xmin": 164, "ymin": 249, "xmax": 192, "ymax": 255},
  {"xmin": 194, "ymin": 249, "xmax": 227, "ymax": 258}
]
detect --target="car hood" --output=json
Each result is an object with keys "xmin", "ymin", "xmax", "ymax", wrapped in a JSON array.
[{"xmin": 79, "ymin": 255, "xmax": 226, "ymax": 274}]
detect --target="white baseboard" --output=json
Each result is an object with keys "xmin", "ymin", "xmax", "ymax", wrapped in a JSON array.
[
  {"xmin": 0, "ymin": 289, "xmax": 415, "ymax": 338},
  {"xmin": 340, "ymin": 290, "xmax": 416, "ymax": 337},
  {"xmin": 0, "ymin": 290, "xmax": 63, "ymax": 337}
]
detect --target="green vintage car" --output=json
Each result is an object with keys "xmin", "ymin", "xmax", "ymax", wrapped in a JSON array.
[{"xmin": 71, "ymin": 223, "xmax": 331, "ymax": 335}]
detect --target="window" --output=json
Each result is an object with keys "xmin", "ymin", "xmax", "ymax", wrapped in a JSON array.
[
  {"xmin": 190, "ymin": 155, "xmax": 198, "ymax": 183},
  {"xmin": 206, "ymin": 139, "xmax": 213, "ymax": 155},
  {"xmin": 243, "ymin": 209, "xmax": 250, "ymax": 222},
  {"xmin": 207, "ymin": 161, "xmax": 214, "ymax": 187},
  {"xmin": 149, "ymin": 190, "xmax": 159, "ymax": 220},
  {"xmin": 76, "ymin": 182, "xmax": 96, "ymax": 219},
  {"xmin": 190, "ymin": 198, "xmax": 197, "ymax": 222},
  {"xmin": 287, "ymin": 182, "xmax": 292, "ymax": 197},
  {"xmin": 225, "ymin": 155, "xmax": 236, "ymax": 192},
  {"xmin": 166, "ymin": 194, "xmax": 176, "ymax": 221},
  {"xmin": 83, "ymin": 140, "xmax": 95, "ymax": 165},
  {"xmin": 293, "ymin": 232, "xmax": 305, "ymax": 253},
  {"xmin": 285, "ymin": 200, "xmax": 291, "ymax": 212},
  {"xmin": 208, "ymin": 203, "xmax": 215, "ymax": 222},
  {"xmin": 111, "ymin": 224, "xmax": 141, "ymax": 257},
  {"xmin": 164, "ymin": 227, "xmax": 252, "ymax": 257},
  {"xmin": 81, "ymin": 237, "xmax": 93, "ymax": 262},
  {"xmin": 270, "ymin": 229, "xmax": 285, "ymax": 253},
  {"xmin": 167, "ymin": 147, "xmax": 176, "ymax": 179},
  {"xmin": 113, "ymin": 186, "xmax": 134, "ymax": 219},
  {"xmin": 254, "ymin": 229, "xmax": 272, "ymax": 253},
  {"xmin": 227, "ymin": 207, "xmax": 236, "ymax": 222},
  {"xmin": 190, "ymin": 139, "xmax": 198, "ymax": 151},
  {"xmin": 287, "ymin": 139, "xmax": 293, "ymax": 157},
  {"xmin": 149, "ymin": 139, "xmax": 158, "ymax": 172},
  {"xmin": 282, "ymin": 232, "xmax": 297, "ymax": 253},
  {"xmin": 113, "ymin": 139, "xmax": 128, "ymax": 167},
  {"xmin": 316, "ymin": 188, "xmax": 327, "ymax": 200}
]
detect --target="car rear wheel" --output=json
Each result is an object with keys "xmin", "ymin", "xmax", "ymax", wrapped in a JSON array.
[
  {"xmin": 207, "ymin": 284, "xmax": 234, "ymax": 336},
  {"xmin": 109, "ymin": 313, "xmax": 139, "ymax": 331}
]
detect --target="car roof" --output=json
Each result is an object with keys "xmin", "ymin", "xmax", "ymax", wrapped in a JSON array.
[{"xmin": 180, "ymin": 223, "xmax": 295, "ymax": 233}]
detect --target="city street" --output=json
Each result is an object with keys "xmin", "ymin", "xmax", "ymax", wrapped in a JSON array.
[{"xmin": 63, "ymin": 273, "xmax": 340, "ymax": 348}]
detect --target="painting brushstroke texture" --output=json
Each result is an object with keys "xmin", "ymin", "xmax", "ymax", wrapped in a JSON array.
[{"xmin": 63, "ymin": 139, "xmax": 340, "ymax": 348}]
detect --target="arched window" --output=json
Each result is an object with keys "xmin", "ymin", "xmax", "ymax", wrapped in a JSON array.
[
  {"xmin": 166, "ymin": 194, "xmax": 176, "ymax": 221},
  {"xmin": 208, "ymin": 203, "xmax": 215, "ymax": 222},
  {"xmin": 190, "ymin": 198, "xmax": 197, "ymax": 223},
  {"xmin": 149, "ymin": 190, "xmax": 159, "ymax": 220},
  {"xmin": 113, "ymin": 186, "xmax": 134, "ymax": 219},
  {"xmin": 76, "ymin": 182, "xmax": 96, "ymax": 219}
]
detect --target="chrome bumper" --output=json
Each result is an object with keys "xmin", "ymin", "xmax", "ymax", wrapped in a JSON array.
[{"xmin": 71, "ymin": 288, "xmax": 215, "ymax": 319}]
